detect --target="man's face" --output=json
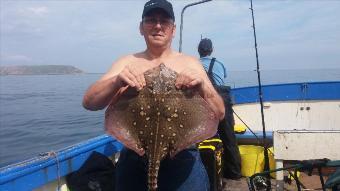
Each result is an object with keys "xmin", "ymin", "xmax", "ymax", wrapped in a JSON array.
[{"xmin": 140, "ymin": 9, "xmax": 176, "ymax": 48}]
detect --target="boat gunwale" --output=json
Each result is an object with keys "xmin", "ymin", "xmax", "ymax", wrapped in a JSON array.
[
  {"xmin": 231, "ymin": 81, "xmax": 340, "ymax": 104},
  {"xmin": 0, "ymin": 134, "xmax": 122, "ymax": 185}
]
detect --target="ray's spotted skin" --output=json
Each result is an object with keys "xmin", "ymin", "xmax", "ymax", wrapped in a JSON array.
[{"xmin": 105, "ymin": 64, "xmax": 219, "ymax": 191}]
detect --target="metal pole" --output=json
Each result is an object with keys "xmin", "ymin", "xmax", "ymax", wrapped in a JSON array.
[
  {"xmin": 249, "ymin": 0, "xmax": 271, "ymax": 190},
  {"xmin": 179, "ymin": 0, "xmax": 212, "ymax": 52}
]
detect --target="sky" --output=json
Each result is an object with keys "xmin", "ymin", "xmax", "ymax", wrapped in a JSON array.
[{"xmin": 1, "ymin": 0, "xmax": 339, "ymax": 73}]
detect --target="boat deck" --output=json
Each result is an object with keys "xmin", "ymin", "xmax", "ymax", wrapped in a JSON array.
[{"xmin": 222, "ymin": 173, "xmax": 330, "ymax": 191}]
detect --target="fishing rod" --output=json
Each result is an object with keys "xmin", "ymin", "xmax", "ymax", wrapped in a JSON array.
[
  {"xmin": 249, "ymin": 0, "xmax": 271, "ymax": 190},
  {"xmin": 179, "ymin": 0, "xmax": 212, "ymax": 52}
]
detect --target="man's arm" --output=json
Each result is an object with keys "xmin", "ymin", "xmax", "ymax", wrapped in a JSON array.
[
  {"xmin": 82, "ymin": 75, "xmax": 124, "ymax": 111},
  {"xmin": 82, "ymin": 56, "xmax": 145, "ymax": 111},
  {"xmin": 176, "ymin": 57, "xmax": 225, "ymax": 120},
  {"xmin": 82, "ymin": 60, "xmax": 126, "ymax": 111},
  {"xmin": 199, "ymin": 77, "xmax": 225, "ymax": 120}
]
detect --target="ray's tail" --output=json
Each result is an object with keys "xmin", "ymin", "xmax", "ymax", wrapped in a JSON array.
[{"xmin": 148, "ymin": 158, "xmax": 161, "ymax": 191}]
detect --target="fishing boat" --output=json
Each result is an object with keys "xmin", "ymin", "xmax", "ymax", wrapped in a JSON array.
[
  {"xmin": 1, "ymin": 81, "xmax": 339, "ymax": 191},
  {"xmin": 233, "ymin": 81, "xmax": 340, "ymax": 190},
  {"xmin": 2, "ymin": 0, "xmax": 340, "ymax": 190}
]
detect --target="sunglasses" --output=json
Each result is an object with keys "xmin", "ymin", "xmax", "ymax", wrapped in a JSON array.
[{"xmin": 142, "ymin": 18, "xmax": 174, "ymax": 29}]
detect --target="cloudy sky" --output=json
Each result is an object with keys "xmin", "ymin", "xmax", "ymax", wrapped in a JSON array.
[{"xmin": 1, "ymin": 0, "xmax": 339, "ymax": 73}]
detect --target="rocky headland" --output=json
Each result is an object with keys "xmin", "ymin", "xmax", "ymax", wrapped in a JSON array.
[{"xmin": 0, "ymin": 65, "xmax": 84, "ymax": 75}]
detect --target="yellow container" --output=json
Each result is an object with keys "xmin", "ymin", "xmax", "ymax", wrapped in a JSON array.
[
  {"xmin": 234, "ymin": 124, "xmax": 247, "ymax": 134},
  {"xmin": 238, "ymin": 145, "xmax": 264, "ymax": 177},
  {"xmin": 268, "ymin": 147, "xmax": 276, "ymax": 178}
]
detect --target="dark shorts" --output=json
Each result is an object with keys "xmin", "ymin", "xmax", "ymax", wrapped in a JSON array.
[{"xmin": 115, "ymin": 147, "xmax": 210, "ymax": 191}]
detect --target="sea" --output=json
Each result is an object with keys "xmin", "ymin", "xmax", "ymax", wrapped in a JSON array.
[{"xmin": 1, "ymin": 69, "xmax": 340, "ymax": 167}]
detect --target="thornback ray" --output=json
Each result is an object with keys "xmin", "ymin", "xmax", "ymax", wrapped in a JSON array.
[{"xmin": 105, "ymin": 63, "xmax": 219, "ymax": 191}]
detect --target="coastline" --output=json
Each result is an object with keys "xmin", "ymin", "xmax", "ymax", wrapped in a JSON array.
[{"xmin": 0, "ymin": 65, "xmax": 84, "ymax": 76}]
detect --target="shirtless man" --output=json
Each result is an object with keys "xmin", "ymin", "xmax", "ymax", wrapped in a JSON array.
[{"xmin": 83, "ymin": 0, "xmax": 224, "ymax": 190}]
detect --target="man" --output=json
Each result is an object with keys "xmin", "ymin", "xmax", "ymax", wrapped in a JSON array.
[
  {"xmin": 83, "ymin": 0, "xmax": 225, "ymax": 190},
  {"xmin": 198, "ymin": 38, "xmax": 226, "ymax": 87},
  {"xmin": 198, "ymin": 38, "xmax": 242, "ymax": 179}
]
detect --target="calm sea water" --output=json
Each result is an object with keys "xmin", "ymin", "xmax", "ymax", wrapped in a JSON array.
[{"xmin": 1, "ymin": 69, "xmax": 340, "ymax": 167}]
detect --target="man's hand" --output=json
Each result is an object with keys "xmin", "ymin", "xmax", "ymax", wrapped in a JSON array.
[
  {"xmin": 175, "ymin": 69, "xmax": 214, "ymax": 99},
  {"xmin": 117, "ymin": 65, "xmax": 146, "ymax": 91},
  {"xmin": 175, "ymin": 69, "xmax": 203, "ymax": 89}
]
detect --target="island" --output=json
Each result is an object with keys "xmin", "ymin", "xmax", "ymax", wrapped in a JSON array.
[{"xmin": 0, "ymin": 65, "xmax": 84, "ymax": 75}]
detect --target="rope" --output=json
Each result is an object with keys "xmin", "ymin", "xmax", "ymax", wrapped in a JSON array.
[
  {"xmin": 232, "ymin": 109, "xmax": 276, "ymax": 156},
  {"xmin": 40, "ymin": 151, "xmax": 61, "ymax": 191},
  {"xmin": 232, "ymin": 109, "xmax": 260, "ymax": 144}
]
